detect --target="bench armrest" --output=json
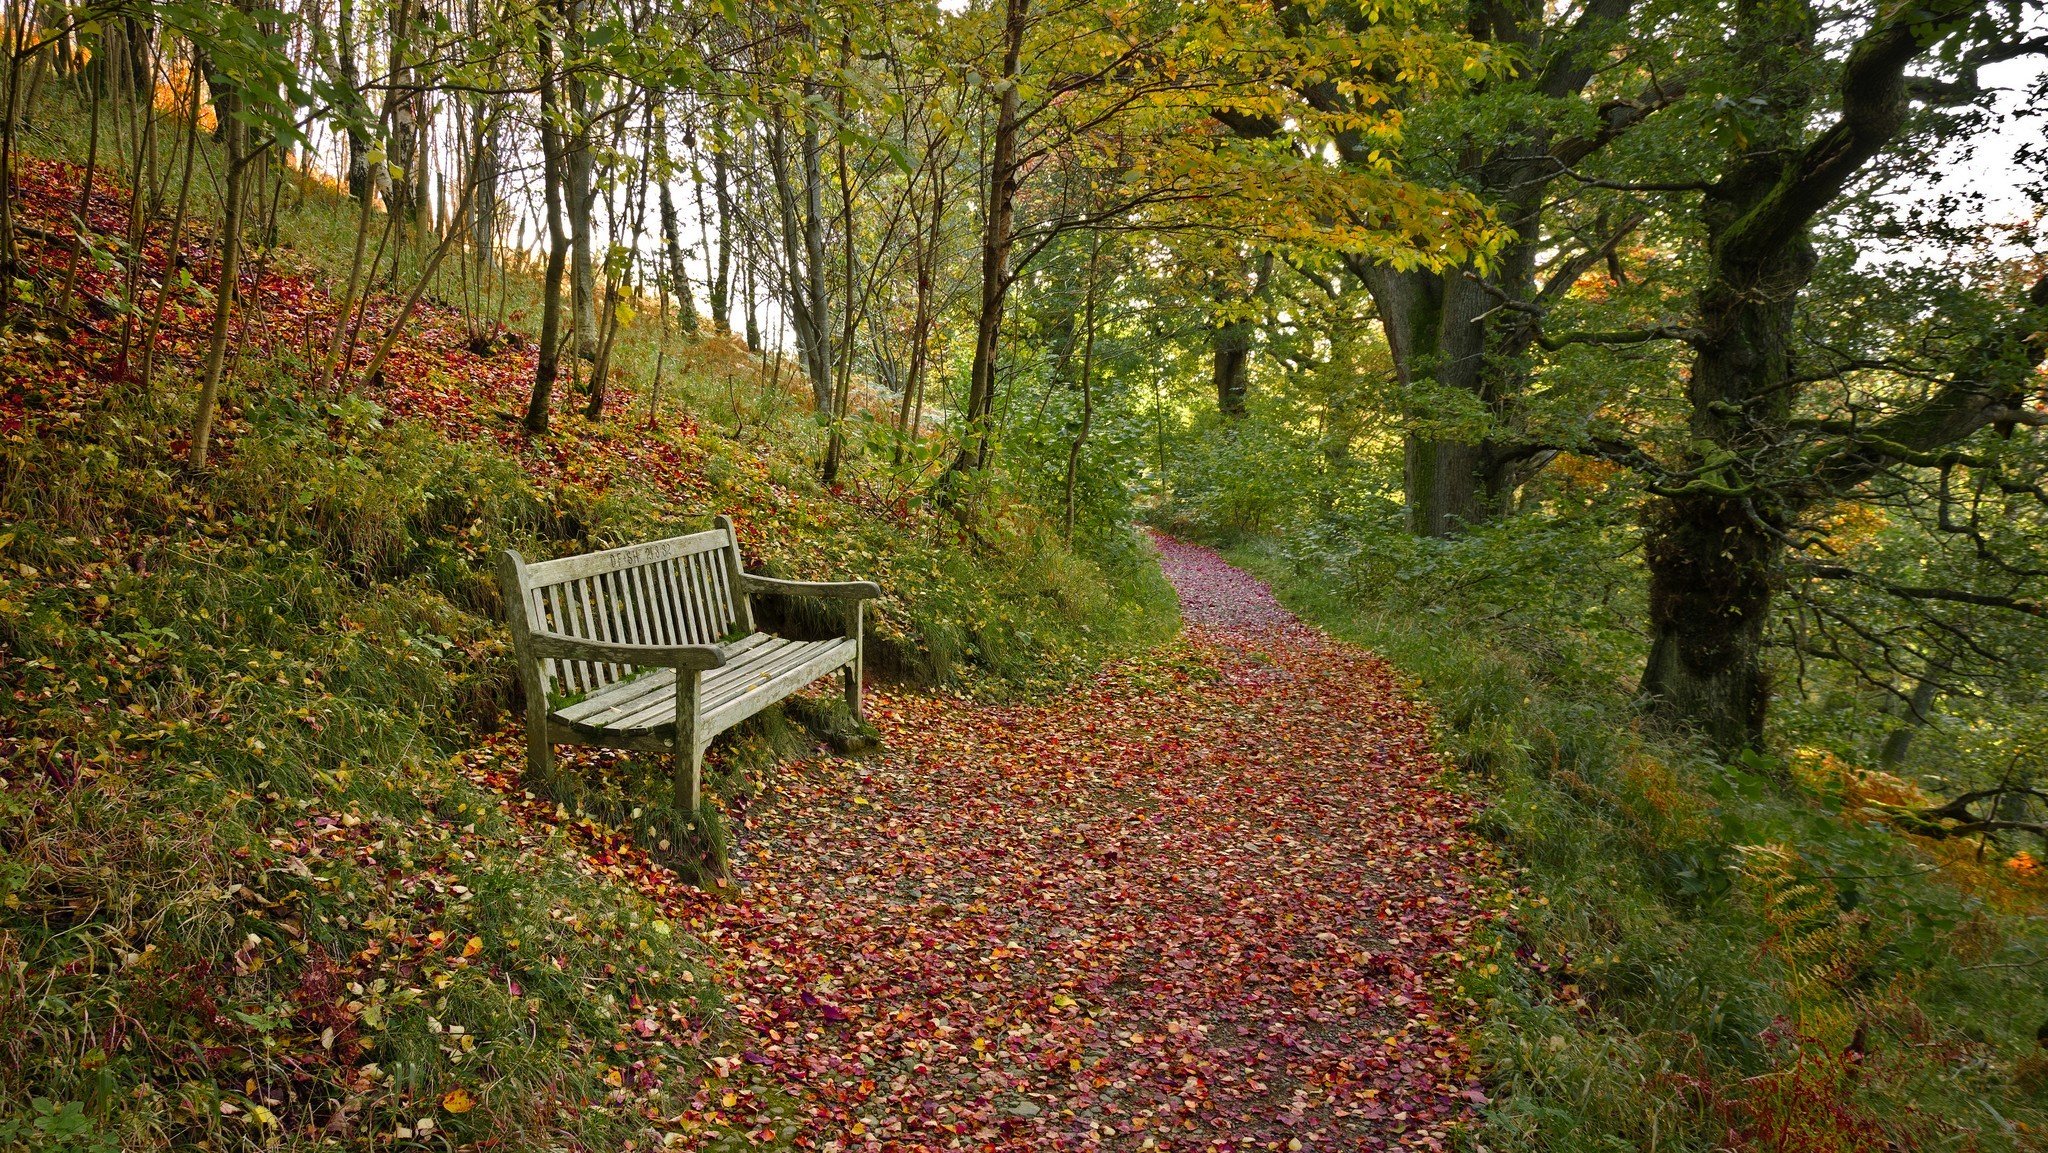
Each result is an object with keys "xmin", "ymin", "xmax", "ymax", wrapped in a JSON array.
[
  {"xmin": 526, "ymin": 630, "xmax": 729, "ymax": 670},
  {"xmin": 741, "ymin": 573, "xmax": 882, "ymax": 601}
]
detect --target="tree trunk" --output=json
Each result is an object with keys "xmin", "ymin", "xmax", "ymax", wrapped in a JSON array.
[
  {"xmin": 654, "ymin": 112, "xmax": 701, "ymax": 335},
  {"xmin": 336, "ymin": 0, "xmax": 373, "ymax": 201},
  {"xmin": 566, "ymin": 53, "xmax": 598, "ymax": 357},
  {"xmin": 705, "ymin": 128, "xmax": 734, "ymax": 333},
  {"xmin": 1641, "ymin": 494, "xmax": 1781, "ymax": 754},
  {"xmin": 1212, "ymin": 318, "xmax": 1250, "ymax": 418},
  {"xmin": 768, "ymin": 116, "xmax": 834, "ymax": 412},
  {"xmin": 191, "ymin": 78, "xmax": 248, "ymax": 468},
  {"xmin": 894, "ymin": 157, "xmax": 945, "ymax": 462},
  {"xmin": 1879, "ymin": 674, "xmax": 1942, "ymax": 769},
  {"xmin": 800, "ymin": 108, "xmax": 832, "ymax": 410},
  {"xmin": 1063, "ymin": 234, "xmax": 1103, "ymax": 539},
  {"xmin": 525, "ymin": 21, "xmax": 569, "ymax": 434},
  {"xmin": 471, "ymin": 108, "xmax": 499, "ymax": 263},
  {"xmin": 1211, "ymin": 251, "xmax": 1269, "ymax": 418},
  {"xmin": 1640, "ymin": 196, "xmax": 1813, "ymax": 753},
  {"xmin": 385, "ymin": 2, "xmax": 420, "ymax": 236},
  {"xmin": 950, "ymin": 0, "xmax": 1027, "ymax": 475}
]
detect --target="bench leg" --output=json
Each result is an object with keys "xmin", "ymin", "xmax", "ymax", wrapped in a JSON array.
[
  {"xmin": 846, "ymin": 602, "xmax": 864, "ymax": 722},
  {"xmin": 677, "ymin": 739, "xmax": 703, "ymax": 813},
  {"xmin": 525, "ymin": 709, "xmax": 555, "ymax": 787},
  {"xmin": 674, "ymin": 670, "xmax": 702, "ymax": 812}
]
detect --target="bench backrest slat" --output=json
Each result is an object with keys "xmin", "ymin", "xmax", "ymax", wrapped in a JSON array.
[{"xmin": 507, "ymin": 526, "xmax": 751, "ymax": 704}]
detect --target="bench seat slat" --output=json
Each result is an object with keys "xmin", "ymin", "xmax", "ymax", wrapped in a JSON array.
[
  {"xmin": 553, "ymin": 634, "xmax": 853, "ymax": 738},
  {"xmin": 552, "ymin": 632, "xmax": 775, "ymax": 727},
  {"xmin": 700, "ymin": 637, "xmax": 859, "ymax": 735},
  {"xmin": 591, "ymin": 636, "xmax": 844, "ymax": 735}
]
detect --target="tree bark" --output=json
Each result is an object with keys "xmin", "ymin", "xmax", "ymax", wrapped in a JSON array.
[
  {"xmin": 1639, "ymin": 0, "xmax": 1955, "ymax": 752},
  {"xmin": 950, "ymin": 0, "xmax": 1027, "ymax": 475},
  {"xmin": 525, "ymin": 17, "xmax": 570, "ymax": 433},
  {"xmin": 335, "ymin": 0, "xmax": 373, "ymax": 201},
  {"xmin": 385, "ymin": 1, "xmax": 421, "ymax": 236},
  {"xmin": 1063, "ymin": 234, "xmax": 1103, "ymax": 540},
  {"xmin": 705, "ymin": 127, "xmax": 734, "ymax": 334},
  {"xmin": 894, "ymin": 149, "xmax": 946, "ymax": 462},
  {"xmin": 1212, "ymin": 251, "xmax": 1270, "ymax": 418},
  {"xmin": 654, "ymin": 108, "xmax": 701, "ymax": 335},
  {"xmin": 565, "ymin": 28, "xmax": 598, "ymax": 358},
  {"xmin": 1879, "ymin": 674, "xmax": 1942, "ymax": 769},
  {"xmin": 768, "ymin": 114, "xmax": 834, "ymax": 412},
  {"xmin": 191, "ymin": 55, "xmax": 251, "ymax": 469}
]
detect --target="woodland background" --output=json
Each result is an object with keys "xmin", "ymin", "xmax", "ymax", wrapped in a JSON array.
[{"xmin": 3, "ymin": 0, "xmax": 2048, "ymax": 1148}]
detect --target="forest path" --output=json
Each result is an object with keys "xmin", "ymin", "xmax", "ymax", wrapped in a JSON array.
[{"xmin": 672, "ymin": 537, "xmax": 1491, "ymax": 1151}]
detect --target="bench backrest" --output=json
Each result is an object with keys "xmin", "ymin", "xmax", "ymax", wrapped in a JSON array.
[{"xmin": 502, "ymin": 518, "xmax": 755, "ymax": 703}]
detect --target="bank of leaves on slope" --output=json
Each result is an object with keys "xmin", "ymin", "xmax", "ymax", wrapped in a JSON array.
[
  {"xmin": 5, "ymin": 154, "xmax": 1171, "ymax": 687},
  {"xmin": 0, "ymin": 155, "xmax": 1166, "ymax": 1149},
  {"xmin": 465, "ymin": 535, "xmax": 1492, "ymax": 1152}
]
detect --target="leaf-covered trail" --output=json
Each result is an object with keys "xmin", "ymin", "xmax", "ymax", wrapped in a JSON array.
[{"xmin": 661, "ymin": 536, "xmax": 1491, "ymax": 1151}]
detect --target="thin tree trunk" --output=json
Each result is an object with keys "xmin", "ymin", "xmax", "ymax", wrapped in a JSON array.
[
  {"xmin": 822, "ymin": 41, "xmax": 860, "ymax": 482},
  {"xmin": 55, "ymin": 44, "xmax": 105, "ymax": 315},
  {"xmin": 703, "ymin": 126, "xmax": 733, "ymax": 333},
  {"xmin": 653, "ymin": 102, "xmax": 701, "ymax": 335},
  {"xmin": 0, "ymin": 6, "xmax": 34, "ymax": 315},
  {"xmin": 191, "ymin": 95, "xmax": 249, "ymax": 469},
  {"xmin": 337, "ymin": 0, "xmax": 372, "ymax": 201},
  {"xmin": 950, "ymin": 0, "xmax": 1027, "ymax": 476},
  {"xmin": 525, "ymin": 18, "xmax": 569, "ymax": 434},
  {"xmin": 114, "ymin": 27, "xmax": 161, "ymax": 376},
  {"xmin": 584, "ymin": 110, "xmax": 649, "ymax": 421},
  {"xmin": 318, "ymin": 155, "xmax": 378, "ymax": 389},
  {"xmin": 565, "ymin": 13, "xmax": 598, "ymax": 357},
  {"xmin": 893, "ymin": 159, "xmax": 944, "ymax": 464},
  {"xmin": 768, "ymin": 117, "xmax": 833, "ymax": 411},
  {"xmin": 139, "ymin": 69, "xmax": 201, "ymax": 394},
  {"xmin": 355, "ymin": 170, "xmax": 482, "ymax": 391},
  {"xmin": 1062, "ymin": 234, "xmax": 1102, "ymax": 541}
]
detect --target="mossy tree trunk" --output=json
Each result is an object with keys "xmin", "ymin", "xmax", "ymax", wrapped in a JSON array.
[{"xmin": 1639, "ymin": 0, "xmax": 1986, "ymax": 753}]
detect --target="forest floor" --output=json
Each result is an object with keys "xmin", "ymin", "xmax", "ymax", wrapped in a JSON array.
[
  {"xmin": 478, "ymin": 537, "xmax": 1495, "ymax": 1151},
  {"xmin": 6, "ymin": 152, "xmax": 1490, "ymax": 1149}
]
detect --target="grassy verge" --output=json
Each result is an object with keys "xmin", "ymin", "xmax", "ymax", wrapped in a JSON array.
[
  {"xmin": 1, "ymin": 103, "xmax": 1176, "ymax": 1149},
  {"xmin": 1221, "ymin": 532, "xmax": 2048, "ymax": 1152}
]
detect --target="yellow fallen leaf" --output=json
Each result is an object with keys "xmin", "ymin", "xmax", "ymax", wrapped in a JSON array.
[
  {"xmin": 462, "ymin": 936, "xmax": 483, "ymax": 958},
  {"xmin": 722, "ymin": 1091, "xmax": 737, "ymax": 1108},
  {"xmin": 441, "ymin": 1088, "xmax": 475, "ymax": 1114}
]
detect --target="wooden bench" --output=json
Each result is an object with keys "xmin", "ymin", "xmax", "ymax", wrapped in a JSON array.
[{"xmin": 498, "ymin": 516, "xmax": 880, "ymax": 811}]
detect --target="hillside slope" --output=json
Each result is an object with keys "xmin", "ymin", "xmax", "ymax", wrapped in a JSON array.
[{"xmin": 0, "ymin": 151, "xmax": 1174, "ymax": 1150}]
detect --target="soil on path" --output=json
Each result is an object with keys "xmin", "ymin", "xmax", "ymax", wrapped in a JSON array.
[{"xmin": 675, "ymin": 537, "xmax": 1491, "ymax": 1152}]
